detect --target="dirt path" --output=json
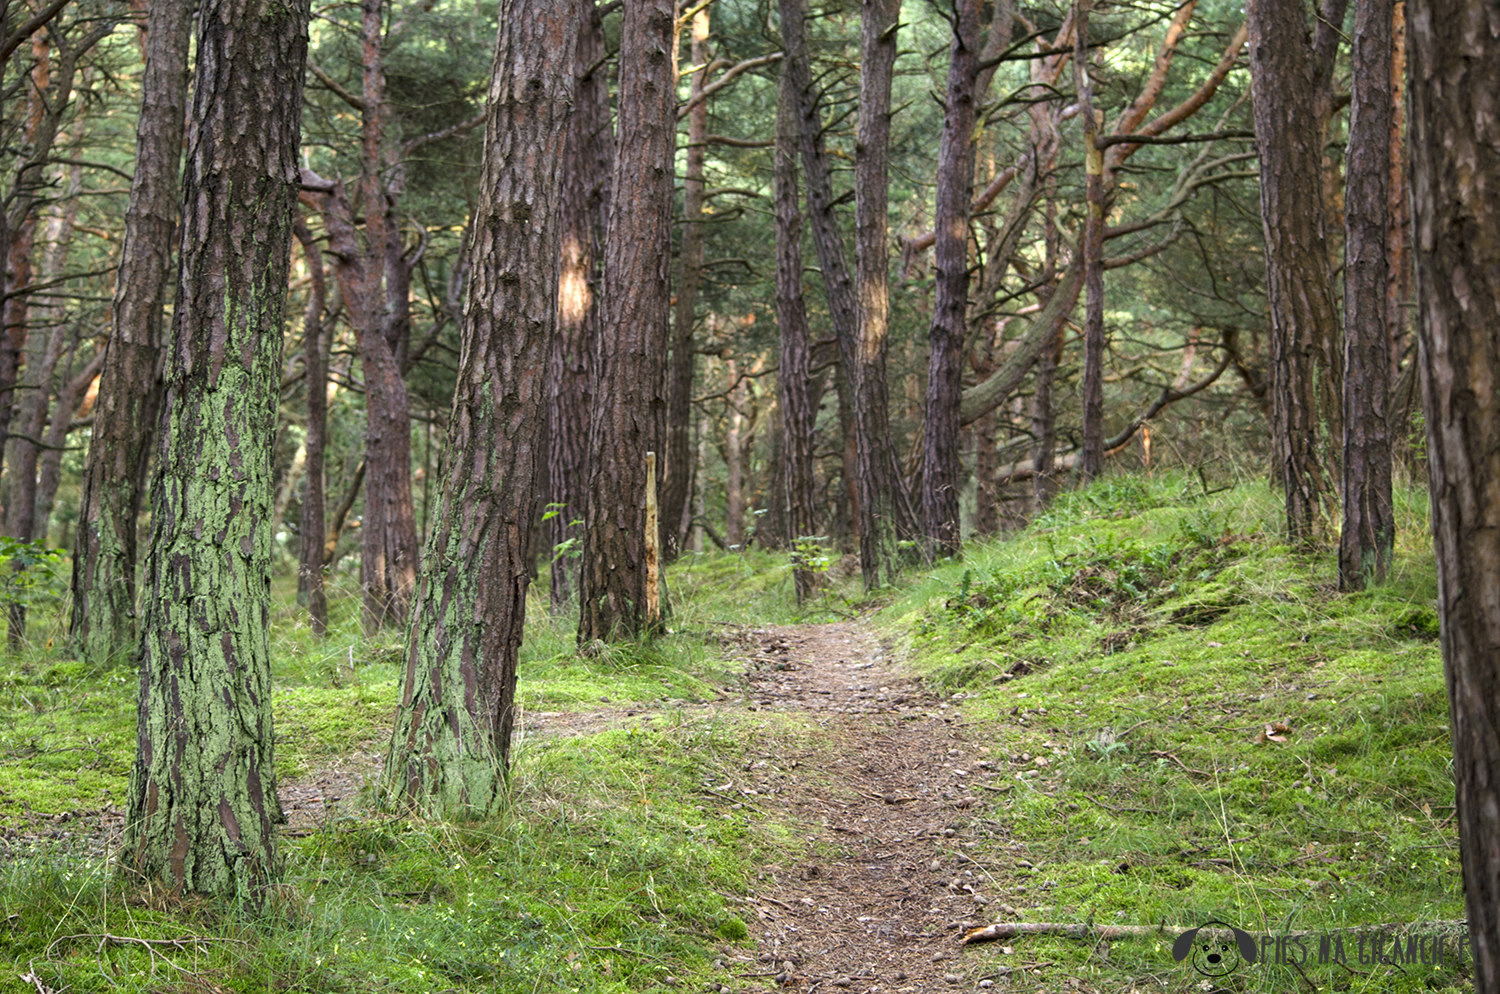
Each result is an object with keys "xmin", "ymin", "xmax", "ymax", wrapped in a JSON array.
[{"xmin": 718, "ymin": 622, "xmax": 1019, "ymax": 994}]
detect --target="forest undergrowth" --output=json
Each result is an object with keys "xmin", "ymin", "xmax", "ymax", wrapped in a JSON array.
[{"xmin": 0, "ymin": 470, "xmax": 1467, "ymax": 993}]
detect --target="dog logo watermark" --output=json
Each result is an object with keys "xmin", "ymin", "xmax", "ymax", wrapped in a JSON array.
[{"xmin": 1172, "ymin": 921, "xmax": 1259, "ymax": 977}]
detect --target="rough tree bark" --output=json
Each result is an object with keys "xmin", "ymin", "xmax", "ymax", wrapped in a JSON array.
[
  {"xmin": 921, "ymin": 0, "xmax": 982, "ymax": 558},
  {"xmin": 70, "ymin": 0, "xmax": 190, "ymax": 664},
  {"xmin": 122, "ymin": 0, "xmax": 309, "ymax": 897},
  {"xmin": 383, "ymin": 0, "xmax": 575, "ymax": 811},
  {"xmin": 354, "ymin": 0, "xmax": 419, "ymax": 634},
  {"xmin": 663, "ymin": 6, "xmax": 709, "ymax": 560},
  {"xmin": 578, "ymin": 0, "xmax": 675, "ymax": 642},
  {"xmin": 1338, "ymin": 0, "xmax": 1393, "ymax": 590},
  {"xmin": 852, "ymin": 0, "xmax": 920, "ymax": 587},
  {"xmin": 1074, "ymin": 0, "xmax": 1106, "ymax": 483},
  {"xmin": 1246, "ymin": 0, "xmax": 1343, "ymax": 544},
  {"xmin": 294, "ymin": 220, "xmax": 329, "ymax": 634},
  {"xmin": 774, "ymin": 49, "xmax": 817, "ymax": 601},
  {"xmin": 1407, "ymin": 0, "xmax": 1500, "ymax": 983},
  {"xmin": 548, "ymin": 0, "xmax": 610, "ymax": 610}
]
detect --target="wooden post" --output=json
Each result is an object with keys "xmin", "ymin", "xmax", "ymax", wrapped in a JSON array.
[{"xmin": 645, "ymin": 451, "xmax": 660, "ymax": 625}]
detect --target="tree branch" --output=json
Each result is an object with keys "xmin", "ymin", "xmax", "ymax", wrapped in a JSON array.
[{"xmin": 677, "ymin": 53, "xmax": 783, "ymax": 119}]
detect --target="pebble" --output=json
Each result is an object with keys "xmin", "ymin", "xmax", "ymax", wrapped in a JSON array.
[
  {"xmin": 944, "ymin": 973, "xmax": 963, "ymax": 983},
  {"xmin": 980, "ymin": 981, "xmax": 995, "ymax": 989}
]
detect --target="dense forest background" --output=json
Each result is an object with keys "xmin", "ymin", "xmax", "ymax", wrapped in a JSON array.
[{"xmin": 0, "ymin": 0, "xmax": 1396, "ymax": 646}]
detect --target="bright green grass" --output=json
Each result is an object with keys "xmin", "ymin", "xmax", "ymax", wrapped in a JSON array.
[
  {"xmin": 0, "ymin": 552, "xmax": 850, "ymax": 993},
  {"xmin": 883, "ymin": 471, "xmax": 1466, "ymax": 992}
]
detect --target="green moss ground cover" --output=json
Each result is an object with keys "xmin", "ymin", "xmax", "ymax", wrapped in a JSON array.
[{"xmin": 884, "ymin": 472, "xmax": 1465, "ymax": 992}]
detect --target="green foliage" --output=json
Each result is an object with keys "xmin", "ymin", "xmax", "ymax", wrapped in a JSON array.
[{"xmin": 0, "ymin": 538, "xmax": 68, "ymax": 617}]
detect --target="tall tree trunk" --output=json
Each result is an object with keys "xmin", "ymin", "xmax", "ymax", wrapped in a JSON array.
[
  {"xmin": 725, "ymin": 361, "xmax": 746, "ymax": 548},
  {"xmin": 775, "ymin": 53, "xmax": 817, "ymax": 600},
  {"xmin": 578, "ymin": 0, "xmax": 675, "ymax": 641},
  {"xmin": 5, "ymin": 156, "xmax": 79, "ymax": 647},
  {"xmin": 294, "ymin": 220, "xmax": 329, "ymax": 634},
  {"xmin": 1338, "ymin": 0, "xmax": 1393, "ymax": 590},
  {"xmin": 123, "ymin": 0, "xmax": 309, "ymax": 897},
  {"xmin": 355, "ymin": 0, "xmax": 419, "ymax": 634},
  {"xmin": 0, "ymin": 33, "xmax": 48, "ymax": 476},
  {"xmin": 1074, "ymin": 0, "xmax": 1106, "ymax": 484},
  {"xmin": 549, "ymin": 0, "xmax": 610, "ymax": 610},
  {"xmin": 852, "ymin": 0, "xmax": 919, "ymax": 587},
  {"xmin": 663, "ymin": 7, "xmax": 709, "ymax": 560},
  {"xmin": 1247, "ymin": 0, "xmax": 1342, "ymax": 544},
  {"xmin": 1385, "ymin": 0, "xmax": 1408, "ymax": 383},
  {"xmin": 779, "ymin": 0, "xmax": 866, "ymax": 561},
  {"xmin": 921, "ymin": 0, "xmax": 981, "ymax": 558},
  {"xmin": 70, "ymin": 0, "xmax": 190, "ymax": 664},
  {"xmin": 383, "ymin": 0, "xmax": 575, "ymax": 811},
  {"xmin": 1407, "ymin": 0, "xmax": 1500, "ymax": 982}
]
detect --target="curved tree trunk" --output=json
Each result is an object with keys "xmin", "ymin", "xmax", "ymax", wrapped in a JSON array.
[
  {"xmin": 578, "ymin": 0, "xmax": 675, "ymax": 642},
  {"xmin": 1407, "ymin": 0, "xmax": 1500, "ymax": 982},
  {"xmin": 921, "ymin": 0, "xmax": 982, "ymax": 558},
  {"xmin": 548, "ymin": 0, "xmax": 610, "ymax": 610},
  {"xmin": 70, "ymin": 0, "xmax": 190, "ymax": 664},
  {"xmin": 1338, "ymin": 0, "xmax": 1393, "ymax": 590},
  {"xmin": 123, "ymin": 0, "xmax": 309, "ymax": 898},
  {"xmin": 383, "ymin": 0, "xmax": 575, "ymax": 812}
]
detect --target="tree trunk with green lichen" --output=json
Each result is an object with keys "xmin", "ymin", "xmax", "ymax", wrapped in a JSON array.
[
  {"xmin": 381, "ymin": 0, "xmax": 576, "ymax": 814},
  {"xmin": 69, "ymin": 0, "xmax": 191, "ymax": 665},
  {"xmin": 121, "ymin": 0, "xmax": 309, "ymax": 898}
]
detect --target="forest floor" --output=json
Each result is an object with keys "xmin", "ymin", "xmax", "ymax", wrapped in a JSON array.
[
  {"xmin": 709, "ymin": 621, "xmax": 1012, "ymax": 993},
  {"xmin": 275, "ymin": 619, "xmax": 1020, "ymax": 993},
  {"xmin": 0, "ymin": 474, "xmax": 1471, "ymax": 994}
]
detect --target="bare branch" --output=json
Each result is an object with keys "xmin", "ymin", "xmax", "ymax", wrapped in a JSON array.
[
  {"xmin": 307, "ymin": 60, "xmax": 367, "ymax": 112},
  {"xmin": 677, "ymin": 53, "xmax": 783, "ymax": 119}
]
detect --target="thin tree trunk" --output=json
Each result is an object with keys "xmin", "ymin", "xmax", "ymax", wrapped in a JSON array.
[
  {"xmin": 775, "ymin": 53, "xmax": 817, "ymax": 599},
  {"xmin": 549, "ymin": 0, "xmax": 610, "ymax": 610},
  {"xmin": 922, "ymin": 0, "xmax": 982, "ymax": 558},
  {"xmin": 1338, "ymin": 0, "xmax": 1393, "ymax": 590},
  {"xmin": 725, "ymin": 361, "xmax": 746, "ymax": 548},
  {"xmin": 1074, "ymin": 0, "xmax": 1106, "ymax": 484},
  {"xmin": 1247, "ymin": 0, "xmax": 1341, "ymax": 544},
  {"xmin": 578, "ymin": 0, "xmax": 675, "ymax": 641},
  {"xmin": 1407, "ymin": 0, "xmax": 1500, "ymax": 982},
  {"xmin": 295, "ymin": 220, "xmax": 329, "ymax": 634},
  {"xmin": 1385, "ymin": 0, "xmax": 1408, "ymax": 384},
  {"xmin": 663, "ymin": 7, "xmax": 709, "ymax": 560},
  {"xmin": 383, "ymin": 0, "xmax": 575, "ymax": 810},
  {"xmin": 70, "ymin": 0, "xmax": 190, "ymax": 664},
  {"xmin": 973, "ymin": 409, "xmax": 998, "ymax": 535},
  {"xmin": 691, "ymin": 413, "xmax": 709, "ymax": 553},
  {"xmin": 123, "ymin": 0, "xmax": 309, "ymax": 897},
  {"xmin": 1031, "ymin": 332, "xmax": 1061, "ymax": 510}
]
